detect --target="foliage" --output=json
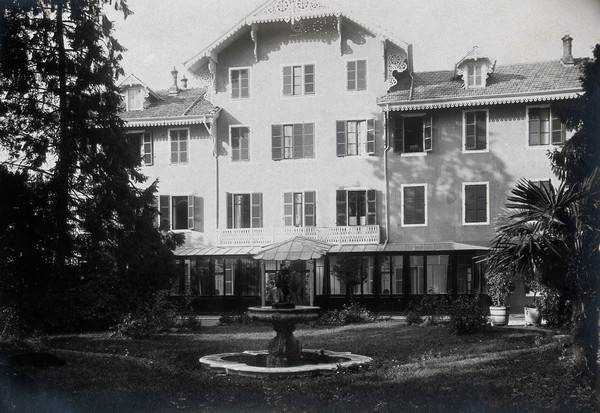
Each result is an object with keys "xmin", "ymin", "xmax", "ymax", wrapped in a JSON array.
[
  {"xmin": 538, "ymin": 287, "xmax": 575, "ymax": 328},
  {"xmin": 405, "ymin": 311, "xmax": 423, "ymax": 326},
  {"xmin": 419, "ymin": 294, "xmax": 452, "ymax": 323},
  {"xmin": 485, "ymin": 269, "xmax": 515, "ymax": 307},
  {"xmin": 109, "ymin": 290, "xmax": 176, "ymax": 339},
  {"xmin": 332, "ymin": 255, "xmax": 369, "ymax": 303},
  {"xmin": 447, "ymin": 294, "xmax": 489, "ymax": 335},
  {"xmin": 313, "ymin": 303, "xmax": 376, "ymax": 326},
  {"xmin": 218, "ymin": 313, "xmax": 257, "ymax": 326},
  {"xmin": 0, "ymin": 1, "xmax": 183, "ymax": 333}
]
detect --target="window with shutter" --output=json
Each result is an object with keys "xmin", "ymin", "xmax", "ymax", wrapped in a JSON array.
[
  {"xmin": 402, "ymin": 185, "xmax": 426, "ymax": 226},
  {"xmin": 464, "ymin": 183, "xmax": 488, "ymax": 225},
  {"xmin": 169, "ymin": 128, "xmax": 189, "ymax": 164},
  {"xmin": 395, "ymin": 114, "xmax": 433, "ymax": 154},
  {"xmin": 193, "ymin": 196, "xmax": 204, "ymax": 232},
  {"xmin": 283, "ymin": 191, "xmax": 317, "ymax": 227},
  {"xmin": 528, "ymin": 106, "xmax": 565, "ymax": 146},
  {"xmin": 463, "ymin": 110, "xmax": 487, "ymax": 151},
  {"xmin": 272, "ymin": 123, "xmax": 315, "ymax": 160},
  {"xmin": 336, "ymin": 190, "xmax": 376, "ymax": 226},
  {"xmin": 231, "ymin": 68, "xmax": 250, "ymax": 99},
  {"xmin": 141, "ymin": 132, "xmax": 153, "ymax": 165},
  {"xmin": 231, "ymin": 126, "xmax": 250, "ymax": 161},
  {"xmin": 336, "ymin": 119, "xmax": 374, "ymax": 156},
  {"xmin": 283, "ymin": 64, "xmax": 315, "ymax": 96},
  {"xmin": 226, "ymin": 193, "xmax": 263, "ymax": 229},
  {"xmin": 347, "ymin": 60, "xmax": 367, "ymax": 91}
]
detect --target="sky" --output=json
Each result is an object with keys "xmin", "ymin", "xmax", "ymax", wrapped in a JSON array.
[{"xmin": 109, "ymin": 0, "xmax": 600, "ymax": 90}]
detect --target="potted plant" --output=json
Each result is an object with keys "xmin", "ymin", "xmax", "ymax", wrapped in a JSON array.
[{"xmin": 485, "ymin": 269, "xmax": 515, "ymax": 326}]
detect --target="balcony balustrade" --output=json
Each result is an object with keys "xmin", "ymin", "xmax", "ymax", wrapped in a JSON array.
[{"xmin": 218, "ymin": 225, "xmax": 380, "ymax": 247}]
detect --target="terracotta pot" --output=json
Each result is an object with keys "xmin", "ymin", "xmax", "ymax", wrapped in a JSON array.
[
  {"xmin": 524, "ymin": 306, "xmax": 541, "ymax": 326},
  {"xmin": 489, "ymin": 306, "xmax": 510, "ymax": 326}
]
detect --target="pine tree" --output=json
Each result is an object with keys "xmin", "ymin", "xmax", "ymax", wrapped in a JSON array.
[{"xmin": 0, "ymin": 0, "xmax": 182, "ymax": 331}]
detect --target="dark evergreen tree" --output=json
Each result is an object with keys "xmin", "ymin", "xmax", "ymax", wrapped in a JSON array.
[{"xmin": 0, "ymin": 0, "xmax": 183, "ymax": 332}]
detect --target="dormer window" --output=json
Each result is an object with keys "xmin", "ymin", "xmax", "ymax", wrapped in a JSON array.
[
  {"xmin": 467, "ymin": 64, "xmax": 483, "ymax": 88},
  {"xmin": 455, "ymin": 47, "xmax": 495, "ymax": 90},
  {"xmin": 127, "ymin": 87, "xmax": 143, "ymax": 111}
]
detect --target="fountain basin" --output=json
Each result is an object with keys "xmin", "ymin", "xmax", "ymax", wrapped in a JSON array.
[
  {"xmin": 247, "ymin": 305, "xmax": 320, "ymax": 323},
  {"xmin": 199, "ymin": 349, "xmax": 372, "ymax": 377}
]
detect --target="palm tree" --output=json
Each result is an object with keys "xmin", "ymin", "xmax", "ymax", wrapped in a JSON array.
[{"xmin": 486, "ymin": 170, "xmax": 600, "ymax": 384}]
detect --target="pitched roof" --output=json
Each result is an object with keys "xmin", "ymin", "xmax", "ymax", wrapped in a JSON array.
[
  {"xmin": 184, "ymin": 0, "xmax": 409, "ymax": 74},
  {"xmin": 379, "ymin": 59, "xmax": 584, "ymax": 111},
  {"xmin": 119, "ymin": 87, "xmax": 220, "ymax": 127}
]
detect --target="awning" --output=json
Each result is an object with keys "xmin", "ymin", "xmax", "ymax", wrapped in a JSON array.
[
  {"xmin": 174, "ymin": 246, "xmax": 261, "ymax": 257},
  {"xmin": 253, "ymin": 236, "xmax": 333, "ymax": 261},
  {"xmin": 327, "ymin": 241, "xmax": 488, "ymax": 254}
]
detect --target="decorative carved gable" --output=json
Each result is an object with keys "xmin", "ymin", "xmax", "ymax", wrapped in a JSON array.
[{"xmin": 249, "ymin": 0, "xmax": 335, "ymax": 25}]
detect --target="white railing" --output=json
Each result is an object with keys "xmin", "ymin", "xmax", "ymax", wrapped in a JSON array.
[{"xmin": 218, "ymin": 225, "xmax": 380, "ymax": 247}]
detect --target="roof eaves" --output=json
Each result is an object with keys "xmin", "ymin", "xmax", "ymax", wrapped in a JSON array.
[
  {"xmin": 122, "ymin": 111, "xmax": 221, "ymax": 128},
  {"xmin": 380, "ymin": 88, "xmax": 583, "ymax": 111}
]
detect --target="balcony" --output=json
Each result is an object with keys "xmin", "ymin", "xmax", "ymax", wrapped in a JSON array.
[{"xmin": 218, "ymin": 225, "xmax": 380, "ymax": 247}]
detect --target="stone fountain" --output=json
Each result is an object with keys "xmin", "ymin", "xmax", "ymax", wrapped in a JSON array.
[{"xmin": 200, "ymin": 267, "xmax": 372, "ymax": 377}]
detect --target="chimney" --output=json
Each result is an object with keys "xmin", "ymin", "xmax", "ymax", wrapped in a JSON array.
[
  {"xmin": 168, "ymin": 67, "xmax": 179, "ymax": 95},
  {"xmin": 181, "ymin": 75, "xmax": 188, "ymax": 89},
  {"xmin": 561, "ymin": 35, "xmax": 574, "ymax": 65}
]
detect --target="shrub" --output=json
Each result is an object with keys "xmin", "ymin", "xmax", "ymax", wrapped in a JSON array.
[
  {"xmin": 419, "ymin": 294, "xmax": 452, "ymax": 324},
  {"xmin": 218, "ymin": 313, "xmax": 257, "ymax": 326},
  {"xmin": 448, "ymin": 294, "xmax": 489, "ymax": 334},
  {"xmin": 538, "ymin": 287, "xmax": 573, "ymax": 328},
  {"xmin": 314, "ymin": 303, "xmax": 376, "ymax": 326},
  {"xmin": 109, "ymin": 290, "xmax": 176, "ymax": 338},
  {"xmin": 0, "ymin": 306, "xmax": 28, "ymax": 341},
  {"xmin": 405, "ymin": 311, "xmax": 423, "ymax": 326}
]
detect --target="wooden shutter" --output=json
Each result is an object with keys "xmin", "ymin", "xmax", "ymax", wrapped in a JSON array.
[
  {"xmin": 347, "ymin": 61, "xmax": 356, "ymax": 90},
  {"xmin": 226, "ymin": 193, "xmax": 233, "ymax": 229},
  {"xmin": 367, "ymin": 190, "xmax": 377, "ymax": 225},
  {"xmin": 192, "ymin": 196, "xmax": 203, "ymax": 232},
  {"xmin": 272, "ymin": 125, "xmax": 283, "ymax": 160},
  {"xmin": 336, "ymin": 121, "xmax": 347, "ymax": 156},
  {"xmin": 394, "ymin": 117, "xmax": 403, "ymax": 153},
  {"xmin": 357, "ymin": 60, "xmax": 367, "ymax": 90},
  {"xmin": 187, "ymin": 195, "xmax": 194, "ymax": 229},
  {"xmin": 241, "ymin": 127, "xmax": 249, "ymax": 160},
  {"xmin": 304, "ymin": 191, "xmax": 316, "ymax": 226},
  {"xmin": 424, "ymin": 114, "xmax": 432, "ymax": 151},
  {"xmin": 465, "ymin": 185, "xmax": 487, "ymax": 223},
  {"xmin": 283, "ymin": 192, "xmax": 293, "ymax": 226},
  {"xmin": 551, "ymin": 113, "xmax": 565, "ymax": 144},
  {"xmin": 142, "ymin": 132, "xmax": 153, "ymax": 165},
  {"xmin": 366, "ymin": 118, "xmax": 375, "ymax": 154},
  {"xmin": 476, "ymin": 111, "xmax": 487, "ymax": 150},
  {"xmin": 251, "ymin": 193, "xmax": 262, "ymax": 228},
  {"xmin": 303, "ymin": 123, "xmax": 314, "ymax": 158},
  {"xmin": 336, "ymin": 190, "xmax": 347, "ymax": 226},
  {"xmin": 465, "ymin": 112, "xmax": 476, "ymax": 150},
  {"xmin": 293, "ymin": 123, "xmax": 303, "ymax": 159},
  {"xmin": 304, "ymin": 64, "xmax": 314, "ymax": 94},
  {"xmin": 159, "ymin": 195, "xmax": 170, "ymax": 230},
  {"xmin": 231, "ymin": 127, "xmax": 240, "ymax": 161},
  {"xmin": 283, "ymin": 66, "xmax": 292, "ymax": 95},
  {"xmin": 475, "ymin": 185, "xmax": 487, "ymax": 223}
]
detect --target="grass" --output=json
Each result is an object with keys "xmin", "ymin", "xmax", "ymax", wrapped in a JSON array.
[{"xmin": 0, "ymin": 321, "xmax": 597, "ymax": 412}]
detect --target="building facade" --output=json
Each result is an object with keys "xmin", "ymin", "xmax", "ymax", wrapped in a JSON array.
[{"xmin": 119, "ymin": 0, "xmax": 583, "ymax": 313}]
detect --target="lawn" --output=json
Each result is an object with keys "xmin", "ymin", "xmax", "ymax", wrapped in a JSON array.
[{"xmin": 0, "ymin": 321, "xmax": 597, "ymax": 412}]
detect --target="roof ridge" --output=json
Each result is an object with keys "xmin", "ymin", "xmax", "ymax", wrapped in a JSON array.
[{"xmin": 183, "ymin": 90, "xmax": 208, "ymax": 116}]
